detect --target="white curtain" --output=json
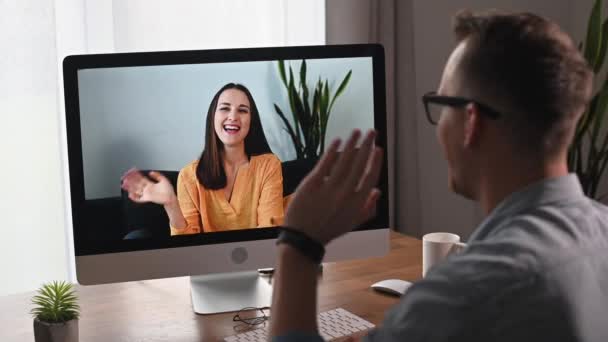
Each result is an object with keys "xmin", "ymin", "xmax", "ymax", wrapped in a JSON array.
[{"xmin": 0, "ymin": 0, "xmax": 325, "ymax": 296}]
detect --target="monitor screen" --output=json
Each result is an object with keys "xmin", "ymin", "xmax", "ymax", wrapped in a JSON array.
[{"xmin": 64, "ymin": 44, "xmax": 388, "ymax": 256}]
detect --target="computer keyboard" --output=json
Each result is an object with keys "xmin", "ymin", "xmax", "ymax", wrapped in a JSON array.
[{"xmin": 224, "ymin": 307, "xmax": 375, "ymax": 341}]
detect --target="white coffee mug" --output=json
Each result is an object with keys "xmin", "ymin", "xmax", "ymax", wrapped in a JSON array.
[{"xmin": 422, "ymin": 232, "xmax": 467, "ymax": 277}]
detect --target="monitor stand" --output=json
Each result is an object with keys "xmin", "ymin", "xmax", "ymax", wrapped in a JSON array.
[{"xmin": 190, "ymin": 270, "xmax": 272, "ymax": 314}]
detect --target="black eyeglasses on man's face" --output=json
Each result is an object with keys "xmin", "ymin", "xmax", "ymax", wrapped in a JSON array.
[{"xmin": 422, "ymin": 91, "xmax": 502, "ymax": 125}]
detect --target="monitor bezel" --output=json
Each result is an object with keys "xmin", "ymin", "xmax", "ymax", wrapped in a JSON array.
[{"xmin": 63, "ymin": 44, "xmax": 388, "ymax": 256}]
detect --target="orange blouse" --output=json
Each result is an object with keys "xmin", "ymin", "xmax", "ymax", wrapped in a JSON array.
[{"xmin": 170, "ymin": 153, "xmax": 284, "ymax": 235}]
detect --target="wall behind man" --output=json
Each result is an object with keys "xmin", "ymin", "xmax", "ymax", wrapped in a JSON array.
[
  {"xmin": 411, "ymin": 0, "xmax": 586, "ymax": 238},
  {"xmin": 327, "ymin": 0, "xmax": 599, "ymax": 239}
]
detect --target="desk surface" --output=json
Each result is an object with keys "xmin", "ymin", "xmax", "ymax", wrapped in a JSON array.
[{"xmin": 0, "ymin": 232, "xmax": 421, "ymax": 341}]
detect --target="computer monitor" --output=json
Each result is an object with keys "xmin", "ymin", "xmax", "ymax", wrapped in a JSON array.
[{"xmin": 63, "ymin": 44, "xmax": 389, "ymax": 314}]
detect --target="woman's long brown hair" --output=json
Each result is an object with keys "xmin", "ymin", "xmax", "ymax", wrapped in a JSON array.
[{"xmin": 196, "ymin": 83, "xmax": 273, "ymax": 189}]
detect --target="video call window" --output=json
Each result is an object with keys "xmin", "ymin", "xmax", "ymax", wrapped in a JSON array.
[{"xmin": 76, "ymin": 57, "xmax": 375, "ymax": 241}]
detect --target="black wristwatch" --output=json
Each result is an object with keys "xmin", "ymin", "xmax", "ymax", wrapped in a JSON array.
[{"xmin": 276, "ymin": 227, "xmax": 326, "ymax": 265}]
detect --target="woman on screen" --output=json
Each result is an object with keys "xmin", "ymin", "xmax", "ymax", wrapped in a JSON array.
[{"xmin": 121, "ymin": 83, "xmax": 284, "ymax": 235}]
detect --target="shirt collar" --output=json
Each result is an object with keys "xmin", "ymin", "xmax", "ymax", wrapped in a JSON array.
[{"xmin": 468, "ymin": 173, "xmax": 585, "ymax": 242}]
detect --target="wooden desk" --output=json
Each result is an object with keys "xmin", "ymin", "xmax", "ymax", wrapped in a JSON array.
[{"xmin": 0, "ymin": 232, "xmax": 421, "ymax": 341}]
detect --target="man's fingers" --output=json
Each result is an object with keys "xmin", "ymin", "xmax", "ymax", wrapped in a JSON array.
[
  {"xmin": 359, "ymin": 188, "xmax": 381, "ymax": 223},
  {"xmin": 357, "ymin": 147, "xmax": 384, "ymax": 195},
  {"xmin": 345, "ymin": 130, "xmax": 376, "ymax": 189},
  {"xmin": 328, "ymin": 130, "xmax": 362, "ymax": 185}
]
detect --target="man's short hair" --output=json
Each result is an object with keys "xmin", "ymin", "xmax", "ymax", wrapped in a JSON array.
[{"xmin": 452, "ymin": 10, "xmax": 593, "ymax": 157}]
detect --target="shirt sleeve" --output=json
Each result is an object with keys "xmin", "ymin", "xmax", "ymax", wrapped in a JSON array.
[
  {"xmin": 272, "ymin": 332, "xmax": 324, "ymax": 342},
  {"xmin": 170, "ymin": 167, "xmax": 202, "ymax": 235},
  {"xmin": 257, "ymin": 155, "xmax": 285, "ymax": 227}
]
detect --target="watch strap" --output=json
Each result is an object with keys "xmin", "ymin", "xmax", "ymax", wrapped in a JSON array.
[{"xmin": 276, "ymin": 226, "xmax": 325, "ymax": 264}]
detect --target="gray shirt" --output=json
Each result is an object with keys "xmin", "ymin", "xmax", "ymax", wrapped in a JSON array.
[{"xmin": 364, "ymin": 174, "xmax": 608, "ymax": 342}]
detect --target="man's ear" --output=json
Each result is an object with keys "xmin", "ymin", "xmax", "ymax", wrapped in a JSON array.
[{"xmin": 463, "ymin": 103, "xmax": 482, "ymax": 148}]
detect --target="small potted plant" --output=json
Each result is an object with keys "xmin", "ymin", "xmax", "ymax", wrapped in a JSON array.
[{"xmin": 31, "ymin": 281, "xmax": 80, "ymax": 342}]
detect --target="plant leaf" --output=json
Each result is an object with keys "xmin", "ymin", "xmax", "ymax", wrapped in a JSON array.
[
  {"xmin": 321, "ymin": 80, "xmax": 330, "ymax": 131},
  {"xmin": 274, "ymin": 104, "xmax": 303, "ymax": 159},
  {"xmin": 585, "ymin": 0, "xmax": 603, "ymax": 66},
  {"xmin": 328, "ymin": 70, "xmax": 352, "ymax": 113},
  {"xmin": 595, "ymin": 18, "xmax": 608, "ymax": 72},
  {"xmin": 278, "ymin": 60, "xmax": 288, "ymax": 87},
  {"xmin": 300, "ymin": 60, "xmax": 311, "ymax": 120},
  {"xmin": 312, "ymin": 87, "xmax": 322, "ymax": 154},
  {"xmin": 289, "ymin": 78, "xmax": 310, "ymax": 150},
  {"xmin": 299, "ymin": 60, "xmax": 307, "ymax": 87},
  {"xmin": 287, "ymin": 66, "xmax": 301, "ymax": 142},
  {"xmin": 592, "ymin": 112, "xmax": 608, "ymax": 189},
  {"xmin": 591, "ymin": 81, "xmax": 608, "ymax": 148},
  {"xmin": 309, "ymin": 77, "xmax": 320, "ymax": 156},
  {"xmin": 317, "ymin": 81, "xmax": 330, "ymax": 154},
  {"xmin": 597, "ymin": 150, "xmax": 608, "ymax": 193},
  {"xmin": 575, "ymin": 96, "xmax": 598, "ymax": 144},
  {"xmin": 571, "ymin": 75, "xmax": 608, "ymax": 154}
]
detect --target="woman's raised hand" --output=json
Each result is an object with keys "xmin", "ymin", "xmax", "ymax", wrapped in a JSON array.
[{"xmin": 120, "ymin": 168, "xmax": 176, "ymax": 205}]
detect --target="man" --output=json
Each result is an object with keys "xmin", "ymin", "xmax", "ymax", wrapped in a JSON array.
[{"xmin": 270, "ymin": 10, "xmax": 608, "ymax": 342}]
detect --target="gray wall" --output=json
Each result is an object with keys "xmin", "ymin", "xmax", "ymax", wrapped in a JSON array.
[
  {"xmin": 78, "ymin": 57, "xmax": 374, "ymax": 199},
  {"xmin": 411, "ymin": 0, "xmax": 579, "ymax": 238}
]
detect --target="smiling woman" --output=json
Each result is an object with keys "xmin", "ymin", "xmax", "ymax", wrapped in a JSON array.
[{"xmin": 120, "ymin": 83, "xmax": 284, "ymax": 234}]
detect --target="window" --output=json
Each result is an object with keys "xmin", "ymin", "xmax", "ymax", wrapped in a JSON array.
[{"xmin": 0, "ymin": 0, "xmax": 325, "ymax": 296}]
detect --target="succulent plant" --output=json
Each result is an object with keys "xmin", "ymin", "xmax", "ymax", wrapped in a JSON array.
[{"xmin": 31, "ymin": 281, "xmax": 80, "ymax": 323}]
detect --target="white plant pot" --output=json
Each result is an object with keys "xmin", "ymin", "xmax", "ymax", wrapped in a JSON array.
[{"xmin": 33, "ymin": 318, "xmax": 78, "ymax": 342}]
